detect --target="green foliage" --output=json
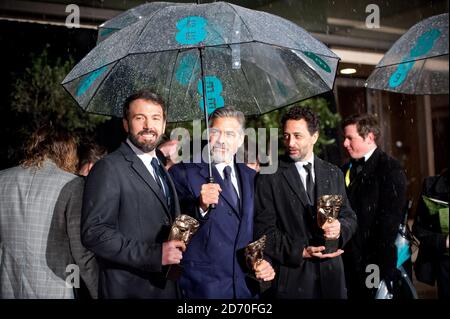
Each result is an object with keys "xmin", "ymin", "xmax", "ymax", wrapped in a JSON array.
[
  {"xmin": 247, "ymin": 97, "xmax": 341, "ymax": 155},
  {"xmin": 10, "ymin": 50, "xmax": 107, "ymax": 136},
  {"xmin": 297, "ymin": 97, "xmax": 341, "ymax": 148}
]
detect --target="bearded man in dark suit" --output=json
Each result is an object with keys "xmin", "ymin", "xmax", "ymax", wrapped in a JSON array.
[
  {"xmin": 81, "ymin": 90, "xmax": 185, "ymax": 299},
  {"xmin": 254, "ymin": 106, "xmax": 357, "ymax": 299}
]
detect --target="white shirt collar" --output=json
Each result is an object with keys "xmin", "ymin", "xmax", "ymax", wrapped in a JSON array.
[
  {"xmin": 215, "ymin": 162, "xmax": 236, "ymax": 179},
  {"xmin": 294, "ymin": 153, "xmax": 315, "ymax": 170},
  {"xmin": 294, "ymin": 153, "xmax": 315, "ymax": 185},
  {"xmin": 363, "ymin": 147, "xmax": 377, "ymax": 162},
  {"xmin": 126, "ymin": 139, "xmax": 158, "ymax": 163}
]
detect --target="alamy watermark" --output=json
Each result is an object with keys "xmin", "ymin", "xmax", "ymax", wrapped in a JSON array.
[
  {"xmin": 365, "ymin": 263, "xmax": 381, "ymax": 288},
  {"xmin": 365, "ymin": 4, "xmax": 380, "ymax": 29},
  {"xmin": 65, "ymin": 4, "xmax": 80, "ymax": 29},
  {"xmin": 65, "ymin": 264, "xmax": 80, "ymax": 288},
  {"xmin": 168, "ymin": 120, "xmax": 279, "ymax": 174}
]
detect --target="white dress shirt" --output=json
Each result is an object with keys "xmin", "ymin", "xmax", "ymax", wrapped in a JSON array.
[
  {"xmin": 214, "ymin": 162, "xmax": 240, "ymax": 198},
  {"xmin": 126, "ymin": 139, "xmax": 160, "ymax": 182},
  {"xmin": 199, "ymin": 162, "xmax": 240, "ymax": 216},
  {"xmin": 294, "ymin": 154, "xmax": 315, "ymax": 192},
  {"xmin": 363, "ymin": 147, "xmax": 377, "ymax": 162}
]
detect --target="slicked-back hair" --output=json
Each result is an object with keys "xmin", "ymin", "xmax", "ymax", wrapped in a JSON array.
[
  {"xmin": 342, "ymin": 113, "xmax": 380, "ymax": 140},
  {"xmin": 208, "ymin": 106, "xmax": 245, "ymax": 131},
  {"xmin": 281, "ymin": 106, "xmax": 319, "ymax": 135},
  {"xmin": 123, "ymin": 89, "xmax": 166, "ymax": 120}
]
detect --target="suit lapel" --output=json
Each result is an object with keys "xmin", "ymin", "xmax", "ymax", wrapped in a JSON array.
[
  {"xmin": 199, "ymin": 162, "xmax": 241, "ymax": 218},
  {"xmin": 282, "ymin": 162, "xmax": 310, "ymax": 209},
  {"xmin": 120, "ymin": 143, "xmax": 171, "ymax": 220},
  {"xmin": 349, "ymin": 148, "xmax": 380, "ymax": 191},
  {"xmin": 236, "ymin": 163, "xmax": 252, "ymax": 217},
  {"xmin": 162, "ymin": 165, "xmax": 180, "ymax": 219},
  {"xmin": 314, "ymin": 156, "xmax": 332, "ymax": 198}
]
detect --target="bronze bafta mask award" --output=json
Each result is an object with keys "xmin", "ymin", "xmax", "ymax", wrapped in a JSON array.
[
  {"xmin": 245, "ymin": 235, "xmax": 267, "ymax": 271},
  {"xmin": 166, "ymin": 214, "xmax": 200, "ymax": 280},
  {"xmin": 244, "ymin": 235, "xmax": 272, "ymax": 292},
  {"xmin": 317, "ymin": 195, "xmax": 343, "ymax": 254}
]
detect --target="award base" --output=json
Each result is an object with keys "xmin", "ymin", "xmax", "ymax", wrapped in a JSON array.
[
  {"xmin": 166, "ymin": 264, "xmax": 183, "ymax": 281},
  {"xmin": 323, "ymin": 238, "xmax": 339, "ymax": 254}
]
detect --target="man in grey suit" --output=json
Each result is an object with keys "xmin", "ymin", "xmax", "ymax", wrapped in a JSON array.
[
  {"xmin": 0, "ymin": 125, "xmax": 98, "ymax": 299},
  {"xmin": 81, "ymin": 90, "xmax": 185, "ymax": 299}
]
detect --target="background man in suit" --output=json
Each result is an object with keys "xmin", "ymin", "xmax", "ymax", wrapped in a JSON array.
[
  {"xmin": 0, "ymin": 125, "xmax": 98, "ymax": 299},
  {"xmin": 81, "ymin": 90, "xmax": 185, "ymax": 299},
  {"xmin": 170, "ymin": 106, "xmax": 275, "ymax": 299},
  {"xmin": 254, "ymin": 106, "xmax": 357, "ymax": 299},
  {"xmin": 341, "ymin": 113, "xmax": 407, "ymax": 299},
  {"xmin": 77, "ymin": 140, "xmax": 107, "ymax": 177}
]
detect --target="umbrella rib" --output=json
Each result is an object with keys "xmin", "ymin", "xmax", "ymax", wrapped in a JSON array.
[
  {"xmin": 376, "ymin": 53, "xmax": 449, "ymax": 69},
  {"xmin": 411, "ymin": 58, "xmax": 427, "ymax": 94},
  {"xmin": 128, "ymin": 7, "xmax": 167, "ymax": 54},
  {"xmin": 166, "ymin": 49, "xmax": 181, "ymax": 120},
  {"xmin": 78, "ymin": 40, "xmax": 338, "ymax": 64},
  {"xmin": 82, "ymin": 60, "xmax": 119, "ymax": 113},
  {"xmin": 228, "ymin": 44, "xmax": 263, "ymax": 115},
  {"xmin": 242, "ymin": 67, "xmax": 263, "ymax": 115},
  {"xmin": 225, "ymin": 2, "xmax": 254, "ymax": 39}
]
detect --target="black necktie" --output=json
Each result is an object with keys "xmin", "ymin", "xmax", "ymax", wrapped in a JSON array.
[
  {"xmin": 151, "ymin": 158, "xmax": 171, "ymax": 207},
  {"xmin": 223, "ymin": 166, "xmax": 240, "ymax": 211},
  {"xmin": 303, "ymin": 162, "xmax": 315, "ymax": 205}
]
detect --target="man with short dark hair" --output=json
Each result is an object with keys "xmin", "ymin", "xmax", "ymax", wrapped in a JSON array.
[
  {"xmin": 78, "ymin": 141, "xmax": 107, "ymax": 176},
  {"xmin": 254, "ymin": 106, "xmax": 357, "ymax": 299},
  {"xmin": 170, "ymin": 106, "xmax": 275, "ymax": 299},
  {"xmin": 341, "ymin": 113, "xmax": 407, "ymax": 299},
  {"xmin": 81, "ymin": 89, "xmax": 185, "ymax": 299}
]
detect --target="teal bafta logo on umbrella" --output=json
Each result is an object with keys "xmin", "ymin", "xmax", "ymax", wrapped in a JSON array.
[{"xmin": 366, "ymin": 13, "xmax": 448, "ymax": 95}]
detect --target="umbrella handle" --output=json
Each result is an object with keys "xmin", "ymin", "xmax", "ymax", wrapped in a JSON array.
[{"xmin": 208, "ymin": 176, "xmax": 216, "ymax": 210}]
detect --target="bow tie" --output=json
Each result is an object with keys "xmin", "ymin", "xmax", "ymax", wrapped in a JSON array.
[{"xmin": 351, "ymin": 157, "xmax": 365, "ymax": 166}]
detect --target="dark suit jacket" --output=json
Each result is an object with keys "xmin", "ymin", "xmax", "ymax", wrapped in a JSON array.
[
  {"xmin": 254, "ymin": 156, "xmax": 357, "ymax": 299},
  {"xmin": 81, "ymin": 142, "xmax": 180, "ymax": 299},
  {"xmin": 169, "ymin": 161, "xmax": 256, "ymax": 299},
  {"xmin": 341, "ymin": 148, "xmax": 407, "ymax": 294}
]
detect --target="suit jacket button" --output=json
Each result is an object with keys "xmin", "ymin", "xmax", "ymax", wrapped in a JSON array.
[{"xmin": 164, "ymin": 218, "xmax": 169, "ymax": 224}]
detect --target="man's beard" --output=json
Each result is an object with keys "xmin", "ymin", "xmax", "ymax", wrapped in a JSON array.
[
  {"xmin": 211, "ymin": 144, "xmax": 234, "ymax": 164},
  {"xmin": 287, "ymin": 149, "xmax": 307, "ymax": 162},
  {"xmin": 128, "ymin": 129, "xmax": 161, "ymax": 153}
]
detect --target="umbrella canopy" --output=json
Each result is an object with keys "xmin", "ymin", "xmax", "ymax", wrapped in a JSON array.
[
  {"xmin": 366, "ymin": 13, "xmax": 448, "ymax": 95},
  {"xmin": 62, "ymin": 1, "xmax": 339, "ymax": 121},
  {"xmin": 97, "ymin": 2, "xmax": 190, "ymax": 44}
]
